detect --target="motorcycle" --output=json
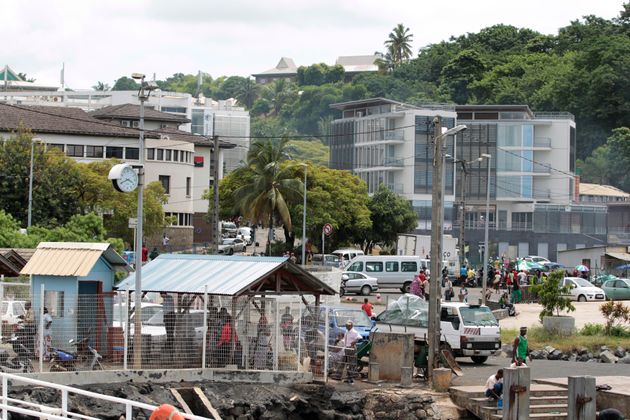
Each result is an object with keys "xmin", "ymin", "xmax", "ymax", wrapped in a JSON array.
[
  {"xmin": 49, "ymin": 335, "xmax": 103, "ymax": 372},
  {"xmin": 0, "ymin": 335, "xmax": 34, "ymax": 373}
]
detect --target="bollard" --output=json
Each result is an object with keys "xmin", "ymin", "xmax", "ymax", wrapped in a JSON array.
[
  {"xmin": 368, "ymin": 362, "xmax": 380, "ymax": 383},
  {"xmin": 432, "ymin": 367, "xmax": 452, "ymax": 392},
  {"xmin": 502, "ymin": 367, "xmax": 530, "ymax": 420},
  {"xmin": 400, "ymin": 366, "xmax": 413, "ymax": 387},
  {"xmin": 568, "ymin": 376, "xmax": 596, "ymax": 420}
]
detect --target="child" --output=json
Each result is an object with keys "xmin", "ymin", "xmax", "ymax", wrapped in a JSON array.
[{"xmin": 458, "ymin": 285, "xmax": 469, "ymax": 302}]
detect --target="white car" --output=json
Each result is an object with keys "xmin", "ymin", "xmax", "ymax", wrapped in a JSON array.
[
  {"xmin": 237, "ymin": 227, "xmax": 253, "ymax": 245},
  {"xmin": 525, "ymin": 255, "xmax": 551, "ymax": 264},
  {"xmin": 1, "ymin": 300, "xmax": 26, "ymax": 327},
  {"xmin": 218, "ymin": 238, "xmax": 247, "ymax": 254},
  {"xmin": 141, "ymin": 310, "xmax": 206, "ymax": 354},
  {"xmin": 112, "ymin": 303, "xmax": 163, "ymax": 330},
  {"xmin": 341, "ymin": 272, "xmax": 379, "ymax": 296},
  {"xmin": 562, "ymin": 277, "xmax": 606, "ymax": 302}
]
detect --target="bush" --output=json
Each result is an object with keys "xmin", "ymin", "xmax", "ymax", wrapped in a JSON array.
[
  {"xmin": 600, "ymin": 301, "xmax": 630, "ymax": 335},
  {"xmin": 532, "ymin": 270, "xmax": 575, "ymax": 322},
  {"xmin": 579, "ymin": 323, "xmax": 604, "ymax": 336}
]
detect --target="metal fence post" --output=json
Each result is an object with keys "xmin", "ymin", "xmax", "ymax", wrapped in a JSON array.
[
  {"xmin": 39, "ymin": 284, "xmax": 44, "ymax": 373},
  {"xmin": 273, "ymin": 299, "xmax": 280, "ymax": 371},
  {"xmin": 202, "ymin": 285, "xmax": 208, "ymax": 369},
  {"xmin": 2, "ymin": 375, "xmax": 7, "ymax": 420},
  {"xmin": 324, "ymin": 310, "xmax": 329, "ymax": 383},
  {"xmin": 502, "ymin": 366, "xmax": 530, "ymax": 420},
  {"xmin": 296, "ymin": 304, "xmax": 302, "ymax": 371},
  {"xmin": 568, "ymin": 376, "xmax": 596, "ymax": 420},
  {"xmin": 123, "ymin": 286, "xmax": 129, "ymax": 371}
]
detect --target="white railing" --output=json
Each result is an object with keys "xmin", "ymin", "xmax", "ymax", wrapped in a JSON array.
[{"xmin": 0, "ymin": 372, "xmax": 215, "ymax": 420}]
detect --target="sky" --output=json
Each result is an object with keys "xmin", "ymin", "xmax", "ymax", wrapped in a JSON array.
[{"xmin": 3, "ymin": 0, "xmax": 625, "ymax": 89}]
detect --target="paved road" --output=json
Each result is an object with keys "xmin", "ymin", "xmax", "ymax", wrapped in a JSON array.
[{"xmin": 452, "ymin": 355, "xmax": 630, "ymax": 386}]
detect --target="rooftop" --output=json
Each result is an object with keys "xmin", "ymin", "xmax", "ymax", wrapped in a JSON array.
[
  {"xmin": 90, "ymin": 104, "xmax": 190, "ymax": 124},
  {"xmin": 335, "ymin": 55, "xmax": 380, "ymax": 73},
  {"xmin": 156, "ymin": 127, "xmax": 235, "ymax": 149},
  {"xmin": 330, "ymin": 97, "xmax": 454, "ymax": 112},
  {"xmin": 579, "ymin": 183, "xmax": 630, "ymax": 199},
  {"xmin": 0, "ymin": 65, "xmax": 59, "ymax": 92},
  {"xmin": 252, "ymin": 57, "xmax": 298, "ymax": 77}
]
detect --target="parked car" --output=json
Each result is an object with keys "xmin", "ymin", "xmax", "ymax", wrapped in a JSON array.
[
  {"xmin": 341, "ymin": 272, "xmax": 379, "ymax": 296},
  {"xmin": 525, "ymin": 255, "xmax": 551, "ymax": 264},
  {"xmin": 112, "ymin": 303, "xmax": 163, "ymax": 330},
  {"xmin": 332, "ymin": 249, "xmax": 365, "ymax": 263},
  {"xmin": 312, "ymin": 254, "xmax": 340, "ymax": 267},
  {"xmin": 602, "ymin": 278, "xmax": 630, "ymax": 300},
  {"xmin": 221, "ymin": 222, "xmax": 238, "ymax": 238},
  {"xmin": 141, "ymin": 310, "xmax": 206, "ymax": 354},
  {"xmin": 237, "ymin": 227, "xmax": 253, "ymax": 245},
  {"xmin": 218, "ymin": 238, "xmax": 247, "ymax": 255},
  {"xmin": 318, "ymin": 306, "xmax": 374, "ymax": 344},
  {"xmin": 542, "ymin": 262, "xmax": 564, "ymax": 271},
  {"xmin": 591, "ymin": 274, "xmax": 618, "ymax": 288},
  {"xmin": 1, "ymin": 300, "xmax": 26, "ymax": 328},
  {"xmin": 562, "ymin": 277, "xmax": 606, "ymax": 302}
]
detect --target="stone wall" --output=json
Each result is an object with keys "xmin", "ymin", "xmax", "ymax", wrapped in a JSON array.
[{"xmin": 145, "ymin": 226, "xmax": 193, "ymax": 252}]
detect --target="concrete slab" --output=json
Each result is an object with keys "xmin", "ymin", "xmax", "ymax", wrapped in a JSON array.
[{"xmin": 11, "ymin": 368, "xmax": 313, "ymax": 387}]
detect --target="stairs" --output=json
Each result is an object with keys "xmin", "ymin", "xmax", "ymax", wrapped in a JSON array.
[{"xmin": 450, "ymin": 384, "xmax": 568, "ymax": 420}]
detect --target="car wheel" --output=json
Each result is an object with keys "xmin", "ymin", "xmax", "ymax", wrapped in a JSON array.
[
  {"xmin": 402, "ymin": 282, "xmax": 411, "ymax": 294},
  {"xmin": 471, "ymin": 356, "xmax": 488, "ymax": 364},
  {"xmin": 360, "ymin": 285, "xmax": 372, "ymax": 296},
  {"xmin": 578, "ymin": 295, "xmax": 587, "ymax": 302},
  {"xmin": 228, "ymin": 248, "xmax": 234, "ymax": 255}
]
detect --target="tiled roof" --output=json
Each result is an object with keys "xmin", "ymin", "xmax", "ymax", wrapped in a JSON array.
[
  {"xmin": 91, "ymin": 104, "xmax": 190, "ymax": 123},
  {"xmin": 0, "ymin": 103, "xmax": 158, "ymax": 138},
  {"xmin": 580, "ymin": 183, "xmax": 630, "ymax": 198},
  {"xmin": 156, "ymin": 127, "xmax": 235, "ymax": 149},
  {"xmin": 252, "ymin": 57, "xmax": 298, "ymax": 76}
]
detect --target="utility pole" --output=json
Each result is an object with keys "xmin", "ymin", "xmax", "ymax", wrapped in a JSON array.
[
  {"xmin": 27, "ymin": 139, "xmax": 35, "ymax": 228},
  {"xmin": 428, "ymin": 116, "xmax": 444, "ymax": 385},
  {"xmin": 458, "ymin": 162, "xmax": 468, "ymax": 268},
  {"xmin": 212, "ymin": 114, "xmax": 220, "ymax": 254}
]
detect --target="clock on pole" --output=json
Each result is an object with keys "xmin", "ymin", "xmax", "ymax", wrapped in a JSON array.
[{"xmin": 108, "ymin": 163, "xmax": 139, "ymax": 193}]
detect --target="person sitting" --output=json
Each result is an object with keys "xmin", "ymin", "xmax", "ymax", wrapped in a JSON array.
[
  {"xmin": 597, "ymin": 408, "xmax": 625, "ymax": 420},
  {"xmin": 485, "ymin": 369, "xmax": 504, "ymax": 400}
]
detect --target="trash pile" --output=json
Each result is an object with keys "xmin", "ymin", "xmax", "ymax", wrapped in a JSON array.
[{"xmin": 378, "ymin": 294, "xmax": 429, "ymax": 327}]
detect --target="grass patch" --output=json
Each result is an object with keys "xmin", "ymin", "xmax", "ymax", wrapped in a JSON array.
[{"xmin": 501, "ymin": 326, "xmax": 630, "ymax": 352}]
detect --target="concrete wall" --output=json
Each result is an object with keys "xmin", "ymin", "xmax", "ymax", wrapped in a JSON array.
[
  {"xmin": 307, "ymin": 268, "xmax": 341, "ymax": 305},
  {"xmin": 145, "ymin": 226, "xmax": 194, "ymax": 252},
  {"xmin": 369, "ymin": 332, "xmax": 415, "ymax": 381},
  {"xmin": 18, "ymin": 368, "xmax": 313, "ymax": 387}
]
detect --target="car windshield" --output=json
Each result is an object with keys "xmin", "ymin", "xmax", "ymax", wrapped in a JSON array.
[
  {"xmin": 222, "ymin": 239, "xmax": 234, "ymax": 245},
  {"xmin": 333, "ymin": 310, "xmax": 371, "ymax": 327},
  {"xmin": 145, "ymin": 310, "xmax": 165, "ymax": 326},
  {"xmin": 574, "ymin": 278, "xmax": 595, "ymax": 288},
  {"xmin": 459, "ymin": 306, "xmax": 498, "ymax": 327}
]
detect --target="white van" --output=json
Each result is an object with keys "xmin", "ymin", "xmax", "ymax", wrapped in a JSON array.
[
  {"xmin": 344, "ymin": 256, "xmax": 431, "ymax": 292},
  {"xmin": 332, "ymin": 249, "xmax": 364, "ymax": 262}
]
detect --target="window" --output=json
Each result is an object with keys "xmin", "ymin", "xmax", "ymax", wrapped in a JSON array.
[
  {"xmin": 385, "ymin": 261, "xmax": 399, "ymax": 272},
  {"xmin": 106, "ymin": 146, "xmax": 123, "ymax": 159},
  {"xmin": 165, "ymin": 150, "xmax": 172, "ymax": 161},
  {"xmin": 173, "ymin": 150, "xmax": 179, "ymax": 162},
  {"xmin": 401, "ymin": 262, "xmax": 417, "ymax": 272},
  {"xmin": 157, "ymin": 149, "xmax": 164, "ymax": 160},
  {"xmin": 66, "ymin": 144, "xmax": 84, "ymax": 157},
  {"xmin": 365, "ymin": 262, "xmax": 383, "ymax": 272},
  {"xmin": 125, "ymin": 147, "xmax": 139, "ymax": 160},
  {"xmin": 85, "ymin": 146, "xmax": 103, "ymax": 158},
  {"xmin": 44, "ymin": 290, "xmax": 64, "ymax": 318},
  {"xmin": 47, "ymin": 144, "xmax": 64, "ymax": 152},
  {"xmin": 186, "ymin": 177, "xmax": 191, "ymax": 197},
  {"xmin": 159, "ymin": 175, "xmax": 170, "ymax": 194},
  {"xmin": 348, "ymin": 262, "xmax": 363, "ymax": 272},
  {"xmin": 147, "ymin": 148, "xmax": 155, "ymax": 160}
]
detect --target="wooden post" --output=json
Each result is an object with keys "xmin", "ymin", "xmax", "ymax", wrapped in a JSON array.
[
  {"xmin": 502, "ymin": 367, "xmax": 530, "ymax": 420},
  {"xmin": 568, "ymin": 376, "xmax": 596, "ymax": 420}
]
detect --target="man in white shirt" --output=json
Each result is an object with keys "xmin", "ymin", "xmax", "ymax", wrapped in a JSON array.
[
  {"xmin": 342, "ymin": 320, "xmax": 361, "ymax": 384},
  {"xmin": 485, "ymin": 369, "xmax": 503, "ymax": 400}
]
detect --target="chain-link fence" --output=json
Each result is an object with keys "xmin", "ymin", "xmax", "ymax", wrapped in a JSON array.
[{"xmin": 0, "ymin": 283, "xmax": 333, "ymax": 378}]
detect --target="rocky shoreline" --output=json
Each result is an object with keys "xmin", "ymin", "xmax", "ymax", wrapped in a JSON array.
[{"xmin": 529, "ymin": 345, "xmax": 630, "ymax": 364}]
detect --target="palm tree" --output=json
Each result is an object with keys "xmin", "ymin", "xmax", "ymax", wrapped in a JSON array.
[
  {"xmin": 384, "ymin": 24, "xmax": 414, "ymax": 68},
  {"xmin": 236, "ymin": 78, "xmax": 259, "ymax": 109},
  {"xmin": 233, "ymin": 138, "xmax": 303, "ymax": 254},
  {"xmin": 374, "ymin": 51, "xmax": 395, "ymax": 74}
]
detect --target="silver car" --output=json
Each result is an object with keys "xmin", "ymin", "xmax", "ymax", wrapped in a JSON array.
[{"xmin": 341, "ymin": 272, "xmax": 379, "ymax": 296}]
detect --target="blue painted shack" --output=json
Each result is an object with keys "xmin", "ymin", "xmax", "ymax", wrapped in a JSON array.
[{"xmin": 20, "ymin": 242, "xmax": 130, "ymax": 352}]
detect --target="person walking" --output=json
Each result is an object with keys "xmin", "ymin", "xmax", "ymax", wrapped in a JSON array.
[
  {"xmin": 410, "ymin": 273, "xmax": 424, "ymax": 298},
  {"xmin": 444, "ymin": 277, "xmax": 454, "ymax": 301},
  {"xmin": 361, "ymin": 298, "xmax": 374, "ymax": 318},
  {"xmin": 458, "ymin": 285, "xmax": 469, "ymax": 302},
  {"xmin": 43, "ymin": 307, "xmax": 53, "ymax": 360},
  {"xmin": 512, "ymin": 327, "xmax": 529, "ymax": 364},
  {"xmin": 341, "ymin": 320, "xmax": 361, "ymax": 384}
]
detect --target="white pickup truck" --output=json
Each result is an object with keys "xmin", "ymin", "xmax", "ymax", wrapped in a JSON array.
[{"xmin": 375, "ymin": 296, "xmax": 501, "ymax": 364}]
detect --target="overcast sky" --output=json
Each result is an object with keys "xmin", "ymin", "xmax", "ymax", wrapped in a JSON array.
[{"xmin": 3, "ymin": 0, "xmax": 624, "ymax": 89}]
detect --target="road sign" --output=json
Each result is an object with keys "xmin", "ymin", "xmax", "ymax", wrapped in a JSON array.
[
  {"xmin": 323, "ymin": 223, "xmax": 333, "ymax": 236},
  {"xmin": 128, "ymin": 218, "xmax": 138, "ymax": 229}
]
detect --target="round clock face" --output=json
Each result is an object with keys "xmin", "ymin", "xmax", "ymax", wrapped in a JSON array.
[{"xmin": 116, "ymin": 165, "xmax": 139, "ymax": 192}]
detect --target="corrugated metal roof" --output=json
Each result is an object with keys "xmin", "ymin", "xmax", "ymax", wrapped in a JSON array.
[
  {"xmin": 21, "ymin": 242, "xmax": 130, "ymax": 277},
  {"xmin": 606, "ymin": 252, "xmax": 630, "ymax": 262},
  {"xmin": 116, "ymin": 254, "xmax": 336, "ymax": 296}
]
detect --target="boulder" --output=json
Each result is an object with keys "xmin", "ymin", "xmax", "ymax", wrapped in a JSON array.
[
  {"xmin": 600, "ymin": 346, "xmax": 609, "ymax": 353},
  {"xmin": 600, "ymin": 350, "xmax": 618, "ymax": 364},
  {"xmin": 578, "ymin": 353, "xmax": 591, "ymax": 362},
  {"xmin": 529, "ymin": 349, "xmax": 544, "ymax": 360},
  {"xmin": 614, "ymin": 346, "xmax": 627, "ymax": 358},
  {"xmin": 620, "ymin": 355, "xmax": 630, "ymax": 364},
  {"xmin": 544, "ymin": 346, "xmax": 556, "ymax": 354},
  {"xmin": 568, "ymin": 354, "xmax": 577, "ymax": 362},
  {"xmin": 547, "ymin": 350, "xmax": 563, "ymax": 361},
  {"xmin": 577, "ymin": 347, "xmax": 589, "ymax": 356}
]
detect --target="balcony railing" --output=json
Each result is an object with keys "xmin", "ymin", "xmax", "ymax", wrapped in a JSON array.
[
  {"xmin": 533, "ymin": 137, "xmax": 552, "ymax": 148},
  {"xmin": 511, "ymin": 222, "xmax": 533, "ymax": 231},
  {"xmin": 464, "ymin": 220, "xmax": 497, "ymax": 230},
  {"xmin": 383, "ymin": 131, "xmax": 404, "ymax": 141},
  {"xmin": 533, "ymin": 112, "xmax": 575, "ymax": 121},
  {"xmin": 386, "ymin": 183, "xmax": 405, "ymax": 194},
  {"xmin": 533, "ymin": 165, "xmax": 551, "ymax": 174},
  {"xmin": 383, "ymin": 156, "xmax": 405, "ymax": 167}
]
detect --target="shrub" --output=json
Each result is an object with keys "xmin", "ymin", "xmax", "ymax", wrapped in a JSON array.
[
  {"xmin": 580, "ymin": 323, "xmax": 604, "ymax": 336},
  {"xmin": 600, "ymin": 301, "xmax": 630, "ymax": 335},
  {"xmin": 532, "ymin": 270, "xmax": 575, "ymax": 322}
]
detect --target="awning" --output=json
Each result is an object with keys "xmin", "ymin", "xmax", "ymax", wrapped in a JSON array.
[
  {"xmin": 606, "ymin": 252, "xmax": 630, "ymax": 262},
  {"xmin": 116, "ymin": 254, "xmax": 336, "ymax": 297}
]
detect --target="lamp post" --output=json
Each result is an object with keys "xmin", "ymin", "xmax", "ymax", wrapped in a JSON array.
[
  {"xmin": 428, "ymin": 119, "xmax": 466, "ymax": 385},
  {"xmin": 130, "ymin": 72, "xmax": 158, "ymax": 368},
  {"xmin": 300, "ymin": 163, "xmax": 307, "ymax": 266},
  {"xmin": 481, "ymin": 153, "xmax": 492, "ymax": 306}
]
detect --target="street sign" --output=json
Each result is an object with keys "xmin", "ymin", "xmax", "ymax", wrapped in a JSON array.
[
  {"xmin": 128, "ymin": 218, "xmax": 138, "ymax": 229},
  {"xmin": 323, "ymin": 223, "xmax": 333, "ymax": 236}
]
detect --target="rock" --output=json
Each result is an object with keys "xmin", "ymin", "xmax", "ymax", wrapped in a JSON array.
[
  {"xmin": 578, "ymin": 347, "xmax": 589, "ymax": 355},
  {"xmin": 561, "ymin": 353, "xmax": 570, "ymax": 361},
  {"xmin": 547, "ymin": 350, "xmax": 563, "ymax": 360},
  {"xmin": 578, "ymin": 353, "xmax": 591, "ymax": 362},
  {"xmin": 614, "ymin": 346, "xmax": 627, "ymax": 358},
  {"xmin": 568, "ymin": 354, "xmax": 577, "ymax": 362},
  {"xmin": 600, "ymin": 350, "xmax": 618, "ymax": 364},
  {"xmin": 619, "ymin": 355, "xmax": 630, "ymax": 364},
  {"xmin": 415, "ymin": 409, "xmax": 427, "ymax": 418},
  {"xmin": 529, "ymin": 349, "xmax": 543, "ymax": 359},
  {"xmin": 600, "ymin": 345, "xmax": 609, "ymax": 352},
  {"xmin": 544, "ymin": 345, "xmax": 556, "ymax": 354}
]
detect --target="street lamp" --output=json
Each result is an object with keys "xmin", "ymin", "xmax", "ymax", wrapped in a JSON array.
[
  {"xmin": 481, "ymin": 153, "xmax": 492, "ymax": 306},
  {"xmin": 27, "ymin": 137, "xmax": 42, "ymax": 228},
  {"xmin": 300, "ymin": 163, "xmax": 308, "ymax": 266},
  {"xmin": 130, "ymin": 72, "xmax": 158, "ymax": 369},
  {"xmin": 428, "ymin": 119, "xmax": 466, "ymax": 385}
]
